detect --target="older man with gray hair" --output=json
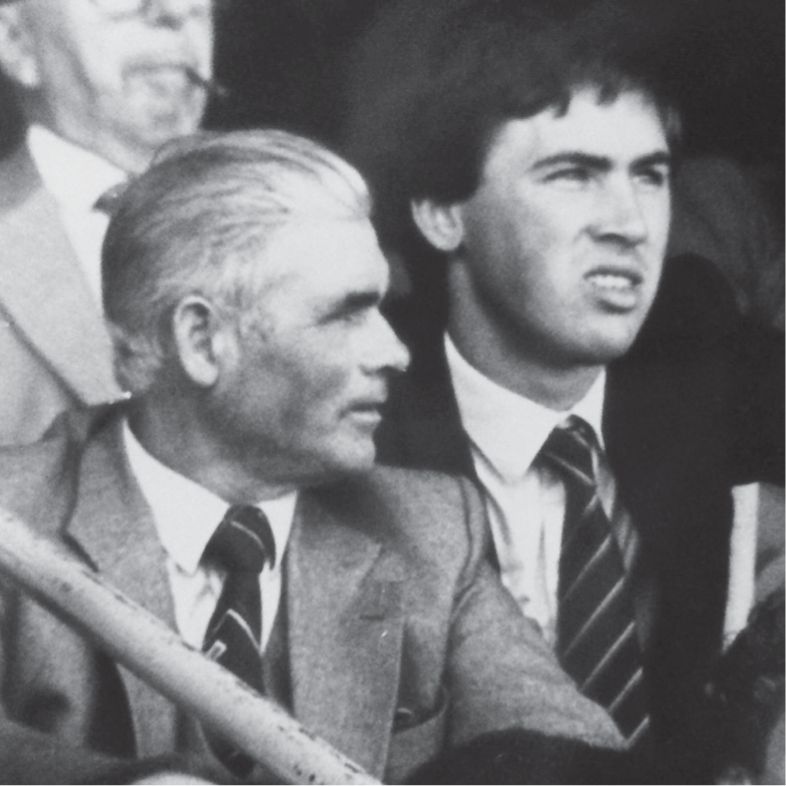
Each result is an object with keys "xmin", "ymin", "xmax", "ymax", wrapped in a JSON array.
[
  {"xmin": 0, "ymin": 129, "xmax": 622, "ymax": 783},
  {"xmin": 0, "ymin": 0, "xmax": 214, "ymax": 445}
]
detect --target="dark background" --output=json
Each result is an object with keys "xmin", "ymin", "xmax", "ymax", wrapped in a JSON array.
[
  {"xmin": 1, "ymin": 0, "xmax": 782, "ymax": 217},
  {"xmin": 212, "ymin": 0, "xmax": 785, "ymax": 222}
]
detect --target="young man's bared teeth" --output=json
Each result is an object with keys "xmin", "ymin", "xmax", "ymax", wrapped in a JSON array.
[{"xmin": 587, "ymin": 273, "xmax": 634, "ymax": 290}]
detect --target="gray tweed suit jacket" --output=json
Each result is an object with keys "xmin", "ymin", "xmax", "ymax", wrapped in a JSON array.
[{"xmin": 0, "ymin": 410, "xmax": 620, "ymax": 782}]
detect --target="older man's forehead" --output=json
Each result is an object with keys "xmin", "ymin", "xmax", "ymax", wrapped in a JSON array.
[{"xmin": 0, "ymin": 0, "xmax": 215, "ymax": 14}]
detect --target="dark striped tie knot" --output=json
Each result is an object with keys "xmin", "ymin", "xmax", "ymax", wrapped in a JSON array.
[
  {"xmin": 540, "ymin": 415, "xmax": 596, "ymax": 485},
  {"xmin": 205, "ymin": 504, "xmax": 276, "ymax": 574}
]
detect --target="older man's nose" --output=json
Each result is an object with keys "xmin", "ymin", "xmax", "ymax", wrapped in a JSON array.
[{"xmin": 362, "ymin": 312, "xmax": 410, "ymax": 376}]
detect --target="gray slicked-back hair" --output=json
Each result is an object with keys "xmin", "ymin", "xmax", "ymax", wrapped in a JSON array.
[{"xmin": 102, "ymin": 128, "xmax": 371, "ymax": 393}]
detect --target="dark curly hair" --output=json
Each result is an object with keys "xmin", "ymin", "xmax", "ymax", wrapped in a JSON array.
[{"xmin": 339, "ymin": 0, "xmax": 681, "ymax": 252}]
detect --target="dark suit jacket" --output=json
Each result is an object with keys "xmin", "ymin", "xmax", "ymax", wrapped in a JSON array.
[
  {"xmin": 0, "ymin": 145, "xmax": 120, "ymax": 446},
  {"xmin": 376, "ymin": 254, "xmax": 785, "ymax": 762},
  {"xmin": 0, "ymin": 409, "xmax": 621, "ymax": 783}
]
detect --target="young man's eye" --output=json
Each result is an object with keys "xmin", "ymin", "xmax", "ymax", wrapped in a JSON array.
[
  {"xmin": 635, "ymin": 167, "xmax": 669, "ymax": 188},
  {"xmin": 545, "ymin": 167, "xmax": 592, "ymax": 184}
]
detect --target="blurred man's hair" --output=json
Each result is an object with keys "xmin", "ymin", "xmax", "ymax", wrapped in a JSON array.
[
  {"xmin": 339, "ymin": 0, "xmax": 680, "ymax": 252},
  {"xmin": 102, "ymin": 129, "xmax": 370, "ymax": 393}
]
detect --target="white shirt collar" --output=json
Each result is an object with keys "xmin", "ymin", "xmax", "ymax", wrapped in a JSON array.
[
  {"xmin": 122, "ymin": 420, "xmax": 297, "ymax": 577},
  {"xmin": 445, "ymin": 334, "xmax": 606, "ymax": 481},
  {"xmin": 27, "ymin": 124, "xmax": 126, "ymax": 212}
]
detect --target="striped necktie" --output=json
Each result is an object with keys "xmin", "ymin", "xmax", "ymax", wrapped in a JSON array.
[
  {"xmin": 541, "ymin": 416, "xmax": 650, "ymax": 746},
  {"xmin": 202, "ymin": 504, "xmax": 275, "ymax": 775}
]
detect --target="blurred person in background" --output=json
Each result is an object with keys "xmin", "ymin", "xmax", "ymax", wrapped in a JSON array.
[{"xmin": 0, "ymin": 0, "xmax": 214, "ymax": 445}]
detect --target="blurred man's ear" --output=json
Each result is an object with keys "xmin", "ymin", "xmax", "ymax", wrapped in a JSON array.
[
  {"xmin": 411, "ymin": 198, "xmax": 465, "ymax": 252},
  {"xmin": 0, "ymin": 5, "xmax": 41, "ymax": 89},
  {"xmin": 171, "ymin": 296, "xmax": 232, "ymax": 389}
]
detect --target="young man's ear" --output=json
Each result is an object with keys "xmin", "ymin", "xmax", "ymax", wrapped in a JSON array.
[
  {"xmin": 411, "ymin": 198, "xmax": 466, "ymax": 252},
  {"xmin": 171, "ymin": 296, "xmax": 233, "ymax": 388},
  {"xmin": 0, "ymin": 6, "xmax": 41, "ymax": 89}
]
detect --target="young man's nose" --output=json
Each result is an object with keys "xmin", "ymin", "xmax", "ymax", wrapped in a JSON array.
[{"xmin": 590, "ymin": 179, "xmax": 649, "ymax": 248}]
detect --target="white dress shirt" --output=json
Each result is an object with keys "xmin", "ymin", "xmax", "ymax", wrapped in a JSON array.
[
  {"xmin": 445, "ymin": 335, "xmax": 631, "ymax": 646},
  {"xmin": 27, "ymin": 124, "xmax": 126, "ymax": 308},
  {"xmin": 123, "ymin": 421, "xmax": 296, "ymax": 651}
]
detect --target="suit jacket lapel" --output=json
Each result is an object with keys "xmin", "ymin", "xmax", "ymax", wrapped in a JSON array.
[
  {"xmin": 605, "ymin": 354, "xmax": 681, "ymax": 661},
  {"xmin": 0, "ymin": 147, "xmax": 119, "ymax": 405},
  {"xmin": 66, "ymin": 416, "xmax": 179, "ymax": 756},
  {"xmin": 287, "ymin": 484, "xmax": 406, "ymax": 777}
]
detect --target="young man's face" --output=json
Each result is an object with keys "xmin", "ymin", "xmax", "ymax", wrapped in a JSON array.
[
  {"xmin": 210, "ymin": 218, "xmax": 410, "ymax": 486},
  {"xmin": 449, "ymin": 88, "xmax": 671, "ymax": 376},
  {"xmin": 6, "ymin": 0, "xmax": 213, "ymax": 168}
]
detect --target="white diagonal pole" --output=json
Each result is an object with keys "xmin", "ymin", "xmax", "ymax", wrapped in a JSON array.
[{"xmin": 0, "ymin": 506, "xmax": 378, "ymax": 785}]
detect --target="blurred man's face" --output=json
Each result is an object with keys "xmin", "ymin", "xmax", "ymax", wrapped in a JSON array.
[
  {"xmin": 11, "ymin": 0, "xmax": 213, "ymax": 169},
  {"xmin": 449, "ymin": 88, "xmax": 671, "ymax": 378},
  {"xmin": 209, "ymin": 218, "xmax": 410, "ymax": 486}
]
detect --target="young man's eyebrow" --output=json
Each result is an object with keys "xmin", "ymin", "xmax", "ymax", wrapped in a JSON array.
[
  {"xmin": 531, "ymin": 152, "xmax": 613, "ymax": 172},
  {"xmin": 531, "ymin": 150, "xmax": 672, "ymax": 173},
  {"xmin": 631, "ymin": 151, "xmax": 672, "ymax": 169}
]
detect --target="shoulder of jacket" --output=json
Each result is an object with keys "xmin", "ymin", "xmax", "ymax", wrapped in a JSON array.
[{"xmin": 0, "ymin": 407, "xmax": 117, "ymax": 536}]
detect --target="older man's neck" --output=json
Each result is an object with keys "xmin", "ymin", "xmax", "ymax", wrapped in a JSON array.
[{"xmin": 127, "ymin": 402, "xmax": 298, "ymax": 505}]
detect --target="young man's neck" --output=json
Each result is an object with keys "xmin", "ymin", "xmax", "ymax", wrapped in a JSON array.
[{"xmin": 446, "ymin": 321, "xmax": 603, "ymax": 411}]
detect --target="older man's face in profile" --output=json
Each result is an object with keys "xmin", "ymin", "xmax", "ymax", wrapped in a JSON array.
[
  {"xmin": 11, "ymin": 0, "xmax": 213, "ymax": 165},
  {"xmin": 208, "ymin": 217, "xmax": 410, "ymax": 486}
]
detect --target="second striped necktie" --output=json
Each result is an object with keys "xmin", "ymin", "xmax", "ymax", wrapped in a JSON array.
[{"xmin": 540, "ymin": 416, "xmax": 650, "ymax": 747}]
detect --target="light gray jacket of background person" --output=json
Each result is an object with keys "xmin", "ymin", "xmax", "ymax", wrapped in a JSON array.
[{"xmin": 0, "ymin": 146, "xmax": 120, "ymax": 446}]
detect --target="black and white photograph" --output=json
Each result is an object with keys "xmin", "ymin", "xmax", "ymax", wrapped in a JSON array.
[{"xmin": 0, "ymin": 1, "xmax": 782, "ymax": 783}]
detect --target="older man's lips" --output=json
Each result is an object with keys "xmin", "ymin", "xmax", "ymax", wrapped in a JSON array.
[{"xmin": 346, "ymin": 396, "xmax": 387, "ymax": 427}]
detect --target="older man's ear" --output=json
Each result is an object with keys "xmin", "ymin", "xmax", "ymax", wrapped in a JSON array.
[{"xmin": 171, "ymin": 296, "xmax": 232, "ymax": 389}]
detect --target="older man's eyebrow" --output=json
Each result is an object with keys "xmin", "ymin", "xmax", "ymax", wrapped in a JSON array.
[{"xmin": 318, "ymin": 290, "xmax": 382, "ymax": 321}]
